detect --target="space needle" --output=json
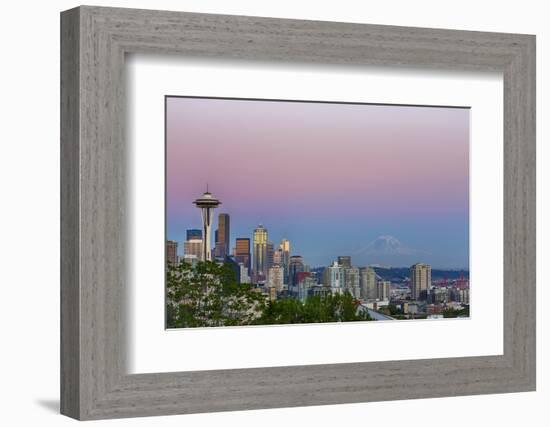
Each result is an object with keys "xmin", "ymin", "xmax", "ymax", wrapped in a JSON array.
[{"xmin": 193, "ymin": 186, "xmax": 221, "ymax": 262}]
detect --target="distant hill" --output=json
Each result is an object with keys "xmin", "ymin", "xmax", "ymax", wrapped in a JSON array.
[
  {"xmin": 309, "ymin": 265, "xmax": 469, "ymax": 283},
  {"xmin": 373, "ymin": 266, "xmax": 469, "ymax": 282}
]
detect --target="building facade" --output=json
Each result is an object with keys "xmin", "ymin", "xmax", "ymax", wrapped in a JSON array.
[
  {"xmin": 337, "ymin": 256, "xmax": 352, "ymax": 268},
  {"xmin": 288, "ymin": 255, "xmax": 304, "ymax": 287},
  {"xmin": 326, "ymin": 261, "xmax": 345, "ymax": 294},
  {"xmin": 360, "ymin": 266, "xmax": 377, "ymax": 300},
  {"xmin": 410, "ymin": 263, "xmax": 432, "ymax": 300},
  {"xmin": 267, "ymin": 265, "xmax": 284, "ymax": 292},
  {"xmin": 266, "ymin": 241, "xmax": 275, "ymax": 271},
  {"xmin": 279, "ymin": 239, "xmax": 291, "ymax": 283},
  {"xmin": 214, "ymin": 213, "xmax": 230, "ymax": 258},
  {"xmin": 344, "ymin": 266, "xmax": 361, "ymax": 299},
  {"xmin": 377, "ymin": 280, "xmax": 391, "ymax": 301},
  {"xmin": 166, "ymin": 240, "xmax": 178, "ymax": 265},
  {"xmin": 235, "ymin": 238, "xmax": 251, "ymax": 273},
  {"xmin": 186, "ymin": 229, "xmax": 202, "ymax": 241},
  {"xmin": 184, "ymin": 239, "xmax": 203, "ymax": 261}
]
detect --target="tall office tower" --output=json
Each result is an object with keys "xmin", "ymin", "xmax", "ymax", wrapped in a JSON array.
[
  {"xmin": 267, "ymin": 265, "xmax": 284, "ymax": 292},
  {"xmin": 186, "ymin": 229, "xmax": 202, "ymax": 241},
  {"xmin": 253, "ymin": 225, "xmax": 268, "ymax": 281},
  {"xmin": 344, "ymin": 266, "xmax": 361, "ymax": 299},
  {"xmin": 235, "ymin": 238, "xmax": 251, "ymax": 273},
  {"xmin": 266, "ymin": 241, "xmax": 275, "ymax": 270},
  {"xmin": 337, "ymin": 256, "xmax": 352, "ymax": 268},
  {"xmin": 279, "ymin": 238, "xmax": 290, "ymax": 282},
  {"xmin": 166, "ymin": 240, "xmax": 178, "ymax": 265},
  {"xmin": 193, "ymin": 189, "xmax": 221, "ymax": 261},
  {"xmin": 273, "ymin": 247, "xmax": 283, "ymax": 267},
  {"xmin": 377, "ymin": 280, "xmax": 391, "ymax": 301},
  {"xmin": 360, "ymin": 266, "xmax": 377, "ymax": 300},
  {"xmin": 288, "ymin": 255, "xmax": 304, "ymax": 287},
  {"xmin": 214, "ymin": 213, "xmax": 230, "ymax": 258},
  {"xmin": 326, "ymin": 261, "xmax": 345, "ymax": 294},
  {"xmin": 410, "ymin": 263, "xmax": 431, "ymax": 300},
  {"xmin": 184, "ymin": 239, "xmax": 203, "ymax": 261}
]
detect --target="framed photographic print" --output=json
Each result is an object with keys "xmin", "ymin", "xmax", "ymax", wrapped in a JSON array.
[{"xmin": 61, "ymin": 5, "xmax": 536, "ymax": 420}]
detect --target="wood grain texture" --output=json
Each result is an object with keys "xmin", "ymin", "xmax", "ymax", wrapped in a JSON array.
[{"xmin": 60, "ymin": 6, "xmax": 536, "ymax": 420}]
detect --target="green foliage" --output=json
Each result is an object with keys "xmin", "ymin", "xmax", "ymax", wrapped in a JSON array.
[
  {"xmin": 442, "ymin": 306, "xmax": 470, "ymax": 318},
  {"xmin": 255, "ymin": 292, "xmax": 371, "ymax": 325},
  {"xmin": 166, "ymin": 261, "xmax": 266, "ymax": 328},
  {"xmin": 387, "ymin": 303, "xmax": 400, "ymax": 315},
  {"xmin": 166, "ymin": 261, "xmax": 372, "ymax": 328}
]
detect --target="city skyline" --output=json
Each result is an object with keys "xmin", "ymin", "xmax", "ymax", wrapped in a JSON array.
[{"xmin": 167, "ymin": 96, "xmax": 469, "ymax": 269}]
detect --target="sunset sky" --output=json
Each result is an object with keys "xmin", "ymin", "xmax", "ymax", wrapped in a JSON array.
[{"xmin": 166, "ymin": 96, "xmax": 469, "ymax": 269}]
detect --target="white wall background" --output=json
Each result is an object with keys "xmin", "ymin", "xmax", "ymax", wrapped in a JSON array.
[{"xmin": 0, "ymin": 1, "xmax": 546, "ymax": 425}]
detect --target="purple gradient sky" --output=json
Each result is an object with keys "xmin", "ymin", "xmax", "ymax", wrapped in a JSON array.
[{"xmin": 166, "ymin": 96, "xmax": 469, "ymax": 269}]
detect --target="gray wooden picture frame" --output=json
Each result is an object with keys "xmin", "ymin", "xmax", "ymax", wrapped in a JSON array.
[{"xmin": 60, "ymin": 5, "xmax": 536, "ymax": 421}]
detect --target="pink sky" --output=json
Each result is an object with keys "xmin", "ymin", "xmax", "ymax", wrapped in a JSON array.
[{"xmin": 166, "ymin": 96, "xmax": 469, "ymax": 268}]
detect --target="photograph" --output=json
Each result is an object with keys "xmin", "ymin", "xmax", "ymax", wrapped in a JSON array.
[{"xmin": 165, "ymin": 96, "xmax": 470, "ymax": 328}]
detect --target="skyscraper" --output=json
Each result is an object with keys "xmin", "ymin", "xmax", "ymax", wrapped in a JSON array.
[
  {"xmin": 410, "ymin": 263, "xmax": 431, "ymax": 300},
  {"xmin": 253, "ymin": 225, "xmax": 268, "ymax": 282},
  {"xmin": 337, "ymin": 256, "xmax": 352, "ymax": 268},
  {"xmin": 326, "ymin": 261, "xmax": 344, "ymax": 294},
  {"xmin": 193, "ymin": 189, "xmax": 221, "ymax": 262},
  {"xmin": 279, "ymin": 239, "xmax": 290, "ymax": 282},
  {"xmin": 166, "ymin": 240, "xmax": 178, "ymax": 265},
  {"xmin": 186, "ymin": 229, "xmax": 202, "ymax": 241},
  {"xmin": 266, "ymin": 241, "xmax": 275, "ymax": 270},
  {"xmin": 235, "ymin": 238, "xmax": 251, "ymax": 273},
  {"xmin": 344, "ymin": 266, "xmax": 361, "ymax": 299},
  {"xmin": 377, "ymin": 280, "xmax": 391, "ymax": 300},
  {"xmin": 273, "ymin": 247, "xmax": 283, "ymax": 267},
  {"xmin": 360, "ymin": 266, "xmax": 377, "ymax": 300},
  {"xmin": 288, "ymin": 255, "xmax": 304, "ymax": 287},
  {"xmin": 214, "ymin": 213, "xmax": 230, "ymax": 258}
]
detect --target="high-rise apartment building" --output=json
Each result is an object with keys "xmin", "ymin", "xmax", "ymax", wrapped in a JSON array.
[
  {"xmin": 267, "ymin": 265, "xmax": 284, "ymax": 292},
  {"xmin": 166, "ymin": 240, "xmax": 178, "ymax": 265},
  {"xmin": 410, "ymin": 263, "xmax": 431, "ymax": 300},
  {"xmin": 377, "ymin": 280, "xmax": 391, "ymax": 300},
  {"xmin": 360, "ymin": 266, "xmax": 377, "ymax": 300},
  {"xmin": 344, "ymin": 266, "xmax": 361, "ymax": 299},
  {"xmin": 337, "ymin": 256, "xmax": 352, "ymax": 268},
  {"xmin": 326, "ymin": 261, "xmax": 344, "ymax": 294},
  {"xmin": 253, "ymin": 225, "xmax": 268, "ymax": 281},
  {"xmin": 184, "ymin": 239, "xmax": 203, "ymax": 261}
]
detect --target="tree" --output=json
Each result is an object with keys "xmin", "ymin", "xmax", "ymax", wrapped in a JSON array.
[
  {"xmin": 166, "ymin": 261, "xmax": 373, "ymax": 328},
  {"xmin": 255, "ymin": 292, "xmax": 372, "ymax": 325},
  {"xmin": 442, "ymin": 306, "xmax": 470, "ymax": 318},
  {"xmin": 387, "ymin": 303, "xmax": 400, "ymax": 315},
  {"xmin": 166, "ymin": 261, "xmax": 266, "ymax": 328}
]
